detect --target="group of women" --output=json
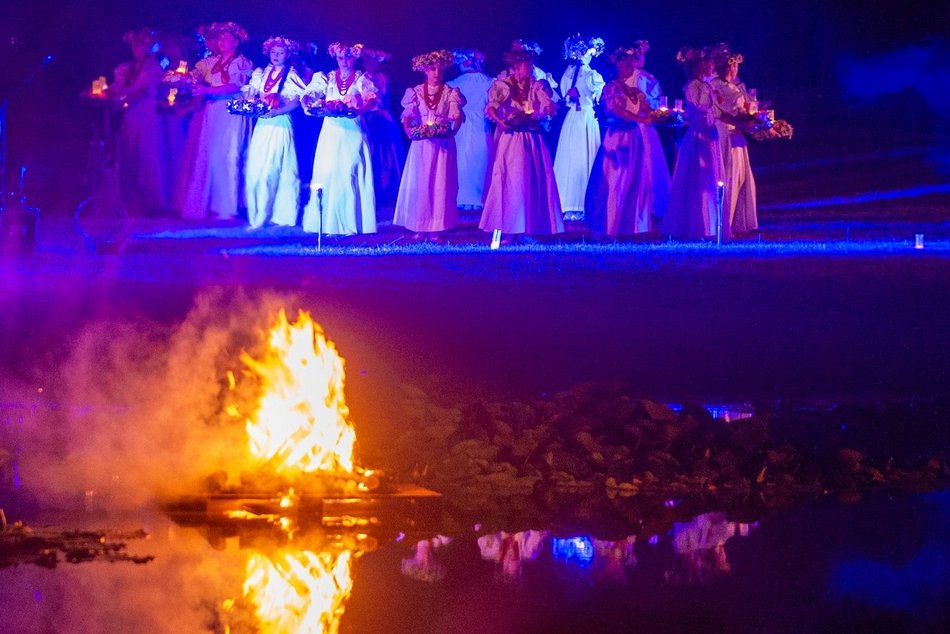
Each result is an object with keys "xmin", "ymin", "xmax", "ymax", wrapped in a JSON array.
[{"xmin": 109, "ymin": 25, "xmax": 764, "ymax": 242}]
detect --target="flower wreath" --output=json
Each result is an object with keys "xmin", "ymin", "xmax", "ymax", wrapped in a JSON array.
[
  {"xmin": 262, "ymin": 36, "xmax": 301, "ymax": 56},
  {"xmin": 209, "ymin": 22, "xmax": 249, "ymax": 43},
  {"xmin": 328, "ymin": 42, "xmax": 364, "ymax": 58},
  {"xmin": 562, "ymin": 34, "xmax": 606, "ymax": 61},
  {"xmin": 411, "ymin": 49, "xmax": 455, "ymax": 72}
]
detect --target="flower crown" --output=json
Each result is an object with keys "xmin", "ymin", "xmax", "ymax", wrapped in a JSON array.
[
  {"xmin": 209, "ymin": 22, "xmax": 249, "ymax": 43},
  {"xmin": 634, "ymin": 40, "xmax": 650, "ymax": 54},
  {"xmin": 562, "ymin": 34, "xmax": 606, "ymax": 61},
  {"xmin": 511, "ymin": 39, "xmax": 543, "ymax": 56},
  {"xmin": 263, "ymin": 36, "xmax": 301, "ymax": 55},
  {"xmin": 504, "ymin": 49, "xmax": 537, "ymax": 67},
  {"xmin": 609, "ymin": 46, "xmax": 639, "ymax": 64},
  {"xmin": 676, "ymin": 47, "xmax": 705, "ymax": 64},
  {"xmin": 123, "ymin": 28, "xmax": 156, "ymax": 46},
  {"xmin": 411, "ymin": 49, "xmax": 455, "ymax": 72},
  {"xmin": 328, "ymin": 42, "xmax": 364, "ymax": 58},
  {"xmin": 453, "ymin": 48, "xmax": 486, "ymax": 68}
]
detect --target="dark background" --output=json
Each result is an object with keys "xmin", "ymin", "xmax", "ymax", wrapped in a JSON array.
[{"xmin": 1, "ymin": 0, "xmax": 947, "ymax": 211}]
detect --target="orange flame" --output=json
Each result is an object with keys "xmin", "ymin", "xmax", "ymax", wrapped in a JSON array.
[
  {"xmin": 242, "ymin": 310, "xmax": 357, "ymax": 478},
  {"xmin": 244, "ymin": 550, "xmax": 353, "ymax": 634}
]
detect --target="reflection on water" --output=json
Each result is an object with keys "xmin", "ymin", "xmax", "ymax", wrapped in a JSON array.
[
  {"xmin": 2, "ymin": 494, "xmax": 948, "ymax": 632},
  {"xmin": 477, "ymin": 530, "xmax": 548, "ymax": 582}
]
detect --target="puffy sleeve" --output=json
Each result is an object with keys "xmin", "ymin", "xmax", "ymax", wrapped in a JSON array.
[
  {"xmin": 400, "ymin": 86, "xmax": 420, "ymax": 123},
  {"xmin": 588, "ymin": 68, "xmax": 606, "ymax": 102},
  {"xmin": 246, "ymin": 67, "xmax": 264, "ymax": 94},
  {"xmin": 230, "ymin": 56, "xmax": 253, "ymax": 86},
  {"xmin": 533, "ymin": 79, "xmax": 557, "ymax": 117},
  {"xmin": 192, "ymin": 58, "xmax": 211, "ymax": 84},
  {"xmin": 447, "ymin": 86, "xmax": 465, "ymax": 123},
  {"xmin": 282, "ymin": 67, "xmax": 306, "ymax": 98},
  {"xmin": 305, "ymin": 72, "xmax": 328, "ymax": 97},
  {"xmin": 485, "ymin": 79, "xmax": 510, "ymax": 113},
  {"xmin": 686, "ymin": 80, "xmax": 720, "ymax": 123},
  {"xmin": 352, "ymin": 72, "xmax": 378, "ymax": 109},
  {"xmin": 603, "ymin": 82, "xmax": 640, "ymax": 119}
]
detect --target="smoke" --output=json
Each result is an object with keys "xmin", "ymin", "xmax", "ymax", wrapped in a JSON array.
[{"xmin": 18, "ymin": 288, "xmax": 306, "ymax": 509}]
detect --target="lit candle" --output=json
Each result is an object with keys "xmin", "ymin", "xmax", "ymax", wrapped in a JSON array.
[
  {"xmin": 767, "ymin": 109, "xmax": 775, "ymax": 122},
  {"xmin": 167, "ymin": 87, "xmax": 178, "ymax": 106},
  {"xmin": 175, "ymin": 60, "xmax": 188, "ymax": 75},
  {"xmin": 674, "ymin": 99, "xmax": 683, "ymax": 111},
  {"xmin": 659, "ymin": 96, "xmax": 668, "ymax": 110}
]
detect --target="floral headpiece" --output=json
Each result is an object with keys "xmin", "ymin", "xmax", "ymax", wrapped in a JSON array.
[
  {"xmin": 504, "ymin": 48, "xmax": 537, "ymax": 67},
  {"xmin": 634, "ymin": 40, "xmax": 650, "ymax": 54},
  {"xmin": 328, "ymin": 42, "xmax": 364, "ymax": 58},
  {"xmin": 709, "ymin": 43, "xmax": 744, "ymax": 69},
  {"xmin": 362, "ymin": 49, "xmax": 392, "ymax": 62},
  {"xmin": 562, "ymin": 34, "xmax": 605, "ymax": 61},
  {"xmin": 209, "ymin": 22, "xmax": 249, "ymax": 43},
  {"xmin": 675, "ymin": 47, "xmax": 705, "ymax": 64},
  {"xmin": 123, "ymin": 28, "xmax": 156, "ymax": 47},
  {"xmin": 511, "ymin": 39, "xmax": 543, "ymax": 57},
  {"xmin": 411, "ymin": 49, "xmax": 455, "ymax": 72},
  {"xmin": 263, "ymin": 36, "xmax": 301, "ymax": 55},
  {"xmin": 609, "ymin": 46, "xmax": 639, "ymax": 64},
  {"xmin": 453, "ymin": 48, "xmax": 486, "ymax": 69}
]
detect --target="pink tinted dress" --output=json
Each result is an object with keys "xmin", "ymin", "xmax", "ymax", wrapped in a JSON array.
[
  {"xmin": 176, "ymin": 53, "xmax": 253, "ymax": 219},
  {"xmin": 666, "ymin": 78, "xmax": 726, "ymax": 241},
  {"xmin": 479, "ymin": 77, "xmax": 564, "ymax": 235},
  {"xmin": 393, "ymin": 84, "xmax": 464, "ymax": 232},
  {"xmin": 584, "ymin": 80, "xmax": 653, "ymax": 236},
  {"xmin": 114, "ymin": 56, "xmax": 174, "ymax": 215},
  {"xmin": 710, "ymin": 77, "xmax": 758, "ymax": 234}
]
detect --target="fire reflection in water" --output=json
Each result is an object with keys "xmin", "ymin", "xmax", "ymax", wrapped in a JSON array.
[{"xmin": 222, "ymin": 532, "xmax": 374, "ymax": 634}]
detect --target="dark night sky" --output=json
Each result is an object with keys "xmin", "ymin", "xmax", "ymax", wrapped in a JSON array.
[{"xmin": 1, "ymin": 0, "xmax": 946, "ymax": 206}]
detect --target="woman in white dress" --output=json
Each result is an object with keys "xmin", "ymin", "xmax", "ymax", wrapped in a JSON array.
[
  {"xmin": 709, "ymin": 44, "xmax": 758, "ymax": 235},
  {"xmin": 244, "ymin": 36, "xmax": 307, "ymax": 228},
  {"xmin": 480, "ymin": 48, "xmax": 563, "ymax": 239},
  {"xmin": 361, "ymin": 49, "xmax": 404, "ymax": 215},
  {"xmin": 629, "ymin": 40, "xmax": 671, "ymax": 221},
  {"xmin": 585, "ymin": 46, "xmax": 656, "ymax": 238},
  {"xmin": 393, "ymin": 50, "xmax": 464, "ymax": 239},
  {"xmin": 446, "ymin": 49, "xmax": 494, "ymax": 211},
  {"xmin": 301, "ymin": 42, "xmax": 378, "ymax": 236},
  {"xmin": 176, "ymin": 22, "xmax": 253, "ymax": 220},
  {"xmin": 113, "ymin": 28, "xmax": 173, "ymax": 216},
  {"xmin": 553, "ymin": 34, "xmax": 605, "ymax": 221},
  {"xmin": 665, "ymin": 47, "xmax": 727, "ymax": 241}
]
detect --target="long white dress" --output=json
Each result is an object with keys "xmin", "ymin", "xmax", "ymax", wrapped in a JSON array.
[
  {"xmin": 446, "ymin": 70, "xmax": 494, "ymax": 209},
  {"xmin": 301, "ymin": 70, "xmax": 378, "ymax": 235},
  {"xmin": 479, "ymin": 77, "xmax": 564, "ymax": 235},
  {"xmin": 114, "ymin": 57, "xmax": 174, "ymax": 215},
  {"xmin": 585, "ymin": 81, "xmax": 653, "ymax": 236},
  {"xmin": 631, "ymin": 68, "xmax": 672, "ymax": 219},
  {"xmin": 393, "ymin": 84, "xmax": 464, "ymax": 232},
  {"xmin": 176, "ymin": 54, "xmax": 253, "ymax": 219},
  {"xmin": 245, "ymin": 65, "xmax": 307, "ymax": 228},
  {"xmin": 666, "ymin": 78, "xmax": 726, "ymax": 241},
  {"xmin": 710, "ymin": 77, "xmax": 758, "ymax": 234},
  {"xmin": 553, "ymin": 63, "xmax": 605, "ymax": 216},
  {"xmin": 363, "ymin": 71, "xmax": 404, "ymax": 211}
]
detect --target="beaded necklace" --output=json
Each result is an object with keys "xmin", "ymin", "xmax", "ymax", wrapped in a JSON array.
[{"xmin": 263, "ymin": 66, "xmax": 286, "ymax": 93}]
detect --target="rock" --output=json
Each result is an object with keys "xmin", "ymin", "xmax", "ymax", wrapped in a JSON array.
[
  {"xmin": 544, "ymin": 449, "xmax": 594, "ymax": 478},
  {"xmin": 639, "ymin": 400, "xmax": 677, "ymax": 422}
]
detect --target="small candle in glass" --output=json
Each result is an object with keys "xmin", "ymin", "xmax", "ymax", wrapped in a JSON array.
[
  {"xmin": 767, "ymin": 109, "xmax": 775, "ymax": 122},
  {"xmin": 167, "ymin": 87, "xmax": 178, "ymax": 106},
  {"xmin": 659, "ymin": 96, "xmax": 669, "ymax": 110},
  {"xmin": 674, "ymin": 99, "xmax": 683, "ymax": 111},
  {"xmin": 175, "ymin": 60, "xmax": 189, "ymax": 75}
]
